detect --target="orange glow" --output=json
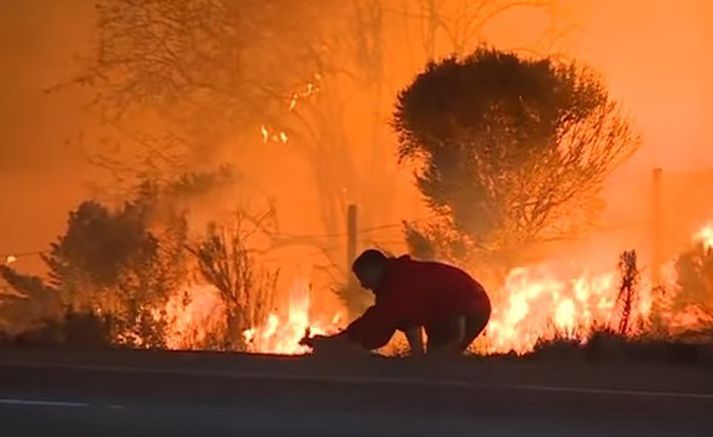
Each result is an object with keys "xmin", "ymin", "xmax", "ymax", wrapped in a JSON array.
[{"xmin": 1, "ymin": 1, "xmax": 712, "ymax": 358}]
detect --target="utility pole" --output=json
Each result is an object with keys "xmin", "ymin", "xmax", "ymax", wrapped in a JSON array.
[
  {"xmin": 346, "ymin": 204, "xmax": 358, "ymax": 288},
  {"xmin": 651, "ymin": 168, "xmax": 663, "ymax": 288},
  {"xmin": 346, "ymin": 204, "xmax": 359, "ymax": 319}
]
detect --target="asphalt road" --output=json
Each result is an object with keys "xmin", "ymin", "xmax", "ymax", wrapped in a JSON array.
[{"xmin": 0, "ymin": 349, "xmax": 711, "ymax": 436}]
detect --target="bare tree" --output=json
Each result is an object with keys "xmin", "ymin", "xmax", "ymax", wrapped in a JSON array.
[
  {"xmin": 616, "ymin": 250, "xmax": 639, "ymax": 335},
  {"xmin": 397, "ymin": 0, "xmax": 555, "ymax": 60},
  {"xmin": 189, "ymin": 211, "xmax": 278, "ymax": 349},
  {"xmin": 79, "ymin": 0, "xmax": 355, "ymax": 240}
]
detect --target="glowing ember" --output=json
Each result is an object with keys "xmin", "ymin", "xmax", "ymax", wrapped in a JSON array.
[
  {"xmin": 279, "ymin": 131, "xmax": 289, "ymax": 144},
  {"xmin": 287, "ymin": 78, "xmax": 320, "ymax": 111},
  {"xmin": 4, "ymin": 255, "xmax": 16, "ymax": 265},
  {"xmin": 260, "ymin": 76, "xmax": 320, "ymax": 146},
  {"xmin": 259, "ymin": 125, "xmax": 290, "ymax": 145},
  {"xmin": 243, "ymin": 278, "xmax": 342, "ymax": 354}
]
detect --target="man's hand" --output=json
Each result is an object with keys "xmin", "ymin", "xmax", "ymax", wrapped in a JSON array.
[
  {"xmin": 300, "ymin": 333, "xmax": 367, "ymax": 357},
  {"xmin": 299, "ymin": 334, "xmax": 332, "ymax": 349}
]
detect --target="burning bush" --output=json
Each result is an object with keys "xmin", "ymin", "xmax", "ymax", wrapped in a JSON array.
[
  {"xmin": 0, "ymin": 177, "xmax": 213, "ymax": 348},
  {"xmin": 189, "ymin": 211, "xmax": 279, "ymax": 350},
  {"xmin": 673, "ymin": 241, "xmax": 713, "ymax": 312},
  {"xmin": 652, "ymin": 230, "xmax": 713, "ymax": 340},
  {"xmin": 36, "ymin": 192, "xmax": 188, "ymax": 348}
]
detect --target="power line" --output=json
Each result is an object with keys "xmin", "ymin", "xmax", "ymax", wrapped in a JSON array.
[
  {"xmin": 0, "ymin": 250, "xmax": 46, "ymax": 260},
  {"xmin": 259, "ymin": 246, "xmax": 344, "ymax": 264},
  {"xmin": 268, "ymin": 215, "xmax": 438, "ymax": 240}
]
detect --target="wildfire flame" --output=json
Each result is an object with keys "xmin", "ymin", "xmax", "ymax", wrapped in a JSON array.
[
  {"xmin": 483, "ymin": 267, "xmax": 630, "ymax": 354},
  {"xmin": 152, "ymin": 223, "xmax": 713, "ymax": 356},
  {"xmin": 242, "ymin": 278, "xmax": 342, "ymax": 354},
  {"xmin": 480, "ymin": 222, "xmax": 713, "ymax": 354}
]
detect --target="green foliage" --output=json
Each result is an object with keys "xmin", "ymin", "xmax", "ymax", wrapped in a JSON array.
[{"xmin": 394, "ymin": 48, "xmax": 638, "ymax": 263}]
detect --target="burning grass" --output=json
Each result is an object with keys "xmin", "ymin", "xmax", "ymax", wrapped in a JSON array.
[{"xmin": 3, "ymin": 199, "xmax": 713, "ymax": 359}]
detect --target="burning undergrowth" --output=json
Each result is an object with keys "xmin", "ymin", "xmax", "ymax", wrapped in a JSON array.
[
  {"xmin": 2, "ymin": 174, "xmax": 713, "ymax": 357},
  {"xmin": 475, "ymin": 226, "xmax": 713, "ymax": 356},
  {"xmin": 0, "ymin": 171, "xmax": 346, "ymax": 354}
]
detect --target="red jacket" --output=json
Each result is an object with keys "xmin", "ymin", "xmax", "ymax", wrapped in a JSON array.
[{"xmin": 344, "ymin": 256, "xmax": 490, "ymax": 350}]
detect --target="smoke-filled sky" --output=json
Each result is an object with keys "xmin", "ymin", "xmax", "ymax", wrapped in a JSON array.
[{"xmin": 1, "ymin": 0, "xmax": 712, "ymax": 271}]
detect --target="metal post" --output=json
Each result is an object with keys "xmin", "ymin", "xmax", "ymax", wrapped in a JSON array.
[
  {"xmin": 347, "ymin": 204, "xmax": 357, "ymax": 290},
  {"xmin": 652, "ymin": 168, "xmax": 663, "ymax": 287}
]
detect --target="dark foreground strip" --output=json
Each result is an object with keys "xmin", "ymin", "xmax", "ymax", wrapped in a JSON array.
[{"xmin": 0, "ymin": 361, "xmax": 711, "ymax": 402}]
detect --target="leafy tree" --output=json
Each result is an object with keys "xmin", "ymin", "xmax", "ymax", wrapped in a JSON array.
[
  {"xmin": 394, "ymin": 48, "xmax": 638, "ymax": 263},
  {"xmin": 44, "ymin": 200, "xmax": 157, "ymax": 294}
]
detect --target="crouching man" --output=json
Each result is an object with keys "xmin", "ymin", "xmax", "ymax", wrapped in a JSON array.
[{"xmin": 303, "ymin": 249, "xmax": 491, "ymax": 356}]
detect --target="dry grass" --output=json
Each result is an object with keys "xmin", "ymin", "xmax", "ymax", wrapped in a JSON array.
[{"xmin": 518, "ymin": 329, "xmax": 713, "ymax": 365}]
